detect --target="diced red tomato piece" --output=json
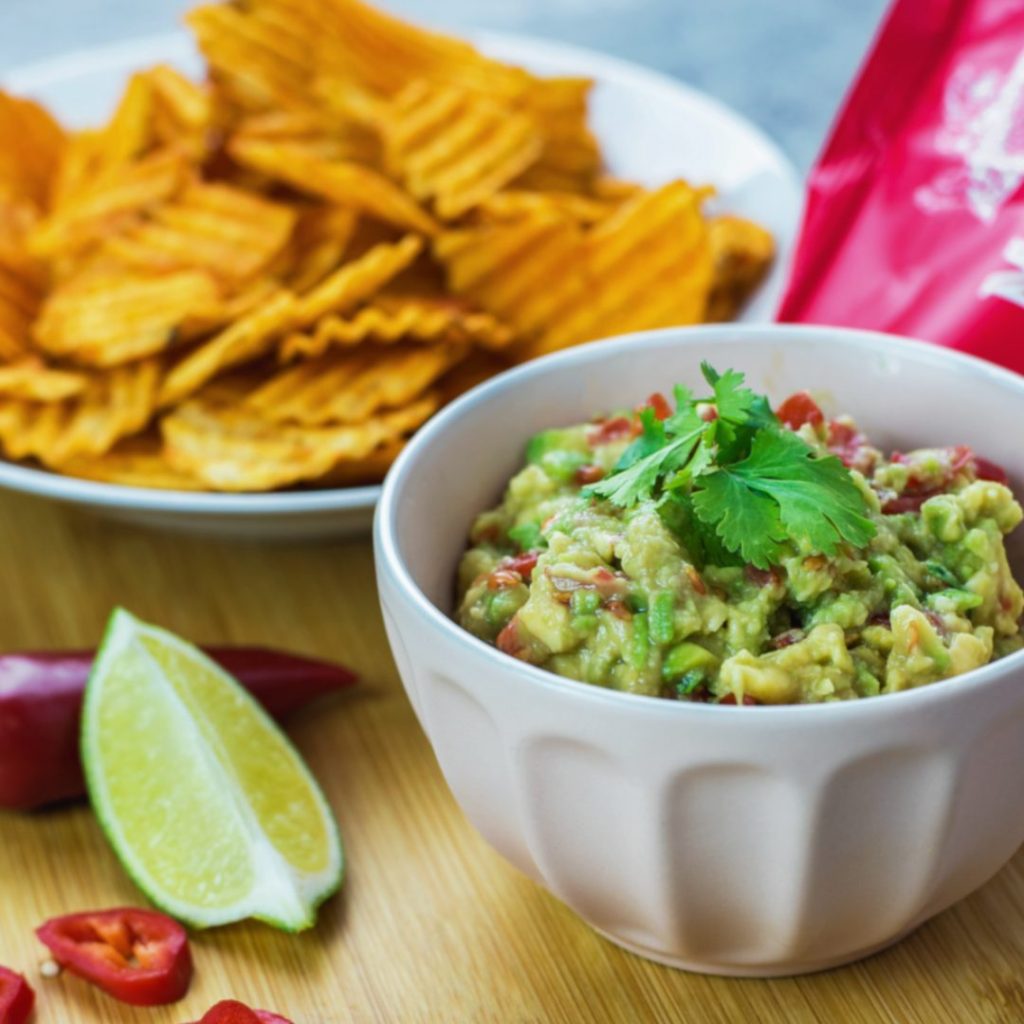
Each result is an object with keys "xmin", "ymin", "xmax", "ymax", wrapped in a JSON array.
[
  {"xmin": 189, "ymin": 1000, "xmax": 295, "ymax": 1024},
  {"xmin": 974, "ymin": 455, "xmax": 1008, "ymax": 484},
  {"xmin": 644, "ymin": 392, "xmax": 672, "ymax": 420},
  {"xmin": 501, "ymin": 551, "xmax": 539, "ymax": 580},
  {"xmin": 719, "ymin": 693, "xmax": 759, "ymax": 706},
  {"xmin": 0, "ymin": 966, "xmax": 34, "ymax": 1024},
  {"xmin": 574, "ymin": 463, "xmax": 605, "ymax": 485},
  {"xmin": 496, "ymin": 619, "xmax": 528, "ymax": 659},
  {"xmin": 587, "ymin": 415, "xmax": 638, "ymax": 445},
  {"xmin": 36, "ymin": 908, "xmax": 192, "ymax": 1006},
  {"xmin": 776, "ymin": 391, "xmax": 824, "ymax": 429},
  {"xmin": 881, "ymin": 491, "xmax": 940, "ymax": 515}
]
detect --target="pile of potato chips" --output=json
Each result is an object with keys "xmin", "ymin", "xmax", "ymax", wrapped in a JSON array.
[{"xmin": 0, "ymin": 0, "xmax": 774, "ymax": 492}]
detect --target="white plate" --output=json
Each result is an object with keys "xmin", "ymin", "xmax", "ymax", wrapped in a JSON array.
[{"xmin": 2, "ymin": 30, "xmax": 801, "ymax": 540}]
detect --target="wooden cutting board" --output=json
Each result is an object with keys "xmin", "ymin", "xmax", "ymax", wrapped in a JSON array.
[{"xmin": 2, "ymin": 491, "xmax": 1024, "ymax": 1024}]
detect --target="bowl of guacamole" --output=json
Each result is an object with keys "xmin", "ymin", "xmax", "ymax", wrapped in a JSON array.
[
  {"xmin": 375, "ymin": 324, "xmax": 1024, "ymax": 975},
  {"xmin": 455, "ymin": 364, "xmax": 1024, "ymax": 704}
]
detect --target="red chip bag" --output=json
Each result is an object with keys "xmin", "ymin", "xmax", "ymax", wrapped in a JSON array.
[{"xmin": 778, "ymin": 0, "xmax": 1024, "ymax": 374}]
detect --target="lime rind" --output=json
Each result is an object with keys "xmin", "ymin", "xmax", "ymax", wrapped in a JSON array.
[{"xmin": 81, "ymin": 608, "xmax": 343, "ymax": 931}]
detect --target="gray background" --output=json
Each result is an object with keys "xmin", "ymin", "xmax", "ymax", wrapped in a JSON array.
[{"xmin": 0, "ymin": 0, "xmax": 889, "ymax": 172}]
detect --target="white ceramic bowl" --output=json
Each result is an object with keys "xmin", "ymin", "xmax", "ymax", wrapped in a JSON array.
[
  {"xmin": 375, "ymin": 324, "xmax": 1024, "ymax": 976},
  {"xmin": 0, "ymin": 31, "xmax": 800, "ymax": 540}
]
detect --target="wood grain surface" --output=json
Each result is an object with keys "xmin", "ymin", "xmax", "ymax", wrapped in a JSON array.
[{"xmin": 2, "ymin": 491, "xmax": 1024, "ymax": 1024}]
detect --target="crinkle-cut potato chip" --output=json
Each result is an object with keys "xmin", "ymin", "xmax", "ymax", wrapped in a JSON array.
[
  {"xmin": 522, "ymin": 180, "xmax": 714, "ymax": 357},
  {"xmin": 58, "ymin": 435, "xmax": 205, "ymax": 491},
  {"xmin": 94, "ymin": 72, "xmax": 157, "ymax": 173},
  {"xmin": 162, "ymin": 391, "xmax": 437, "ymax": 491},
  {"xmin": 97, "ymin": 182, "xmax": 297, "ymax": 285},
  {"xmin": 280, "ymin": 297, "xmax": 512, "ymax": 361},
  {"xmin": 0, "ymin": 248, "xmax": 45, "ymax": 362},
  {"xmin": 0, "ymin": 357, "xmax": 161, "ymax": 467},
  {"xmin": 434, "ymin": 209, "xmax": 588, "ymax": 339},
  {"xmin": 30, "ymin": 148, "xmax": 190, "ymax": 259},
  {"xmin": 477, "ymin": 189, "xmax": 623, "ymax": 226},
  {"xmin": 288, "ymin": 0, "xmax": 532, "ymax": 100},
  {"xmin": 146, "ymin": 65, "xmax": 213, "ymax": 160},
  {"xmin": 158, "ymin": 288, "xmax": 298, "ymax": 408},
  {"xmin": 187, "ymin": 2, "xmax": 313, "ymax": 114},
  {"xmin": 34, "ymin": 271, "xmax": 222, "ymax": 367},
  {"xmin": 283, "ymin": 206, "xmax": 357, "ymax": 293},
  {"xmin": 0, "ymin": 359, "xmax": 88, "ymax": 402},
  {"xmin": 228, "ymin": 137, "xmax": 439, "ymax": 235},
  {"xmin": 293, "ymin": 234, "xmax": 423, "ymax": 327},
  {"xmin": 0, "ymin": 91, "xmax": 67, "ymax": 210},
  {"xmin": 232, "ymin": 107, "xmax": 381, "ymax": 167},
  {"xmin": 247, "ymin": 343, "xmax": 467, "ymax": 426},
  {"xmin": 313, "ymin": 438, "xmax": 405, "ymax": 487},
  {"xmin": 705, "ymin": 214, "xmax": 776, "ymax": 322},
  {"xmin": 177, "ymin": 278, "xmax": 281, "ymax": 343},
  {"xmin": 382, "ymin": 79, "xmax": 543, "ymax": 220}
]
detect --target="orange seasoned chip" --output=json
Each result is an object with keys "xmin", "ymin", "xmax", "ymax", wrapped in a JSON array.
[
  {"xmin": 531, "ymin": 180, "xmax": 713, "ymax": 353},
  {"xmin": 58, "ymin": 435, "xmax": 205, "ymax": 490},
  {"xmin": 292, "ymin": 234, "xmax": 423, "ymax": 327},
  {"xmin": 98, "ymin": 181, "xmax": 297, "ymax": 285},
  {"xmin": 34, "ymin": 271, "xmax": 222, "ymax": 367},
  {"xmin": 187, "ymin": 2, "xmax": 313, "ymax": 114},
  {"xmin": 382, "ymin": 79, "xmax": 542, "ymax": 220},
  {"xmin": 434, "ymin": 209, "xmax": 588, "ymax": 338},
  {"xmin": 0, "ymin": 359, "xmax": 88, "ymax": 401},
  {"xmin": 0, "ymin": 246, "xmax": 45, "ymax": 362},
  {"xmin": 0, "ymin": 91, "xmax": 67, "ymax": 209},
  {"xmin": 0, "ymin": 357, "xmax": 162, "ymax": 467},
  {"xmin": 705, "ymin": 214, "xmax": 775, "ymax": 322},
  {"xmin": 477, "ymin": 189, "xmax": 622, "ymax": 226},
  {"xmin": 162, "ymin": 390, "xmax": 437, "ymax": 491},
  {"xmin": 284, "ymin": 206, "xmax": 358, "ymax": 293},
  {"xmin": 231, "ymin": 107, "xmax": 381, "ymax": 167},
  {"xmin": 280, "ymin": 297, "xmax": 512, "ymax": 360},
  {"xmin": 146, "ymin": 65, "xmax": 213, "ymax": 160},
  {"xmin": 30, "ymin": 148, "xmax": 190, "ymax": 259},
  {"xmin": 228, "ymin": 137, "xmax": 438, "ymax": 235},
  {"xmin": 159, "ymin": 288, "xmax": 298, "ymax": 407},
  {"xmin": 313, "ymin": 438, "xmax": 405, "ymax": 486},
  {"xmin": 247, "ymin": 343, "xmax": 467, "ymax": 425}
]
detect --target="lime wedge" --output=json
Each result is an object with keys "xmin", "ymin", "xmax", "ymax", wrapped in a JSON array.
[{"xmin": 81, "ymin": 608, "xmax": 343, "ymax": 931}]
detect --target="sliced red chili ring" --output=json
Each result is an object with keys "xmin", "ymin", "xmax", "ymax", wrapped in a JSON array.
[
  {"xmin": 36, "ymin": 907, "xmax": 192, "ymax": 1006},
  {"xmin": 0, "ymin": 966, "xmax": 34, "ymax": 1024},
  {"xmin": 190, "ymin": 1000, "xmax": 295, "ymax": 1024}
]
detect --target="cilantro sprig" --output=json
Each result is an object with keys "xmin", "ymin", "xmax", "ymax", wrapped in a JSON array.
[{"xmin": 582, "ymin": 363, "xmax": 876, "ymax": 569}]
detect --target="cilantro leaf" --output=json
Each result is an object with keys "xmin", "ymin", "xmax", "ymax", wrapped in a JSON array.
[
  {"xmin": 614, "ymin": 407, "xmax": 665, "ymax": 472},
  {"xmin": 691, "ymin": 470, "xmax": 789, "ymax": 568},
  {"xmin": 584, "ymin": 421, "xmax": 702, "ymax": 506},
  {"xmin": 692, "ymin": 428, "xmax": 876, "ymax": 567},
  {"xmin": 581, "ymin": 366, "xmax": 876, "ymax": 569},
  {"xmin": 728, "ymin": 429, "xmax": 877, "ymax": 553}
]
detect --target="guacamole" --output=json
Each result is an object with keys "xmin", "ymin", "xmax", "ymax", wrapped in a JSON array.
[{"xmin": 455, "ymin": 388, "xmax": 1024, "ymax": 704}]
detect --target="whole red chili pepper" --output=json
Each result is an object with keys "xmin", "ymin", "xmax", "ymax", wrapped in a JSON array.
[
  {"xmin": 37, "ymin": 908, "xmax": 192, "ymax": 1006},
  {"xmin": 0, "ymin": 966, "xmax": 34, "ymax": 1024},
  {"xmin": 0, "ymin": 647, "xmax": 357, "ymax": 811},
  {"xmin": 190, "ymin": 1000, "xmax": 294, "ymax": 1023}
]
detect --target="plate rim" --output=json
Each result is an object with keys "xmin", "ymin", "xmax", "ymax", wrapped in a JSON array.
[{"xmin": 1, "ymin": 28, "xmax": 801, "ymax": 519}]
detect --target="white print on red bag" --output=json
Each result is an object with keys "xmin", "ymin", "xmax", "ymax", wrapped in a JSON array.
[
  {"xmin": 914, "ymin": 52, "xmax": 1024, "ymax": 223},
  {"xmin": 979, "ymin": 236, "xmax": 1024, "ymax": 308}
]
